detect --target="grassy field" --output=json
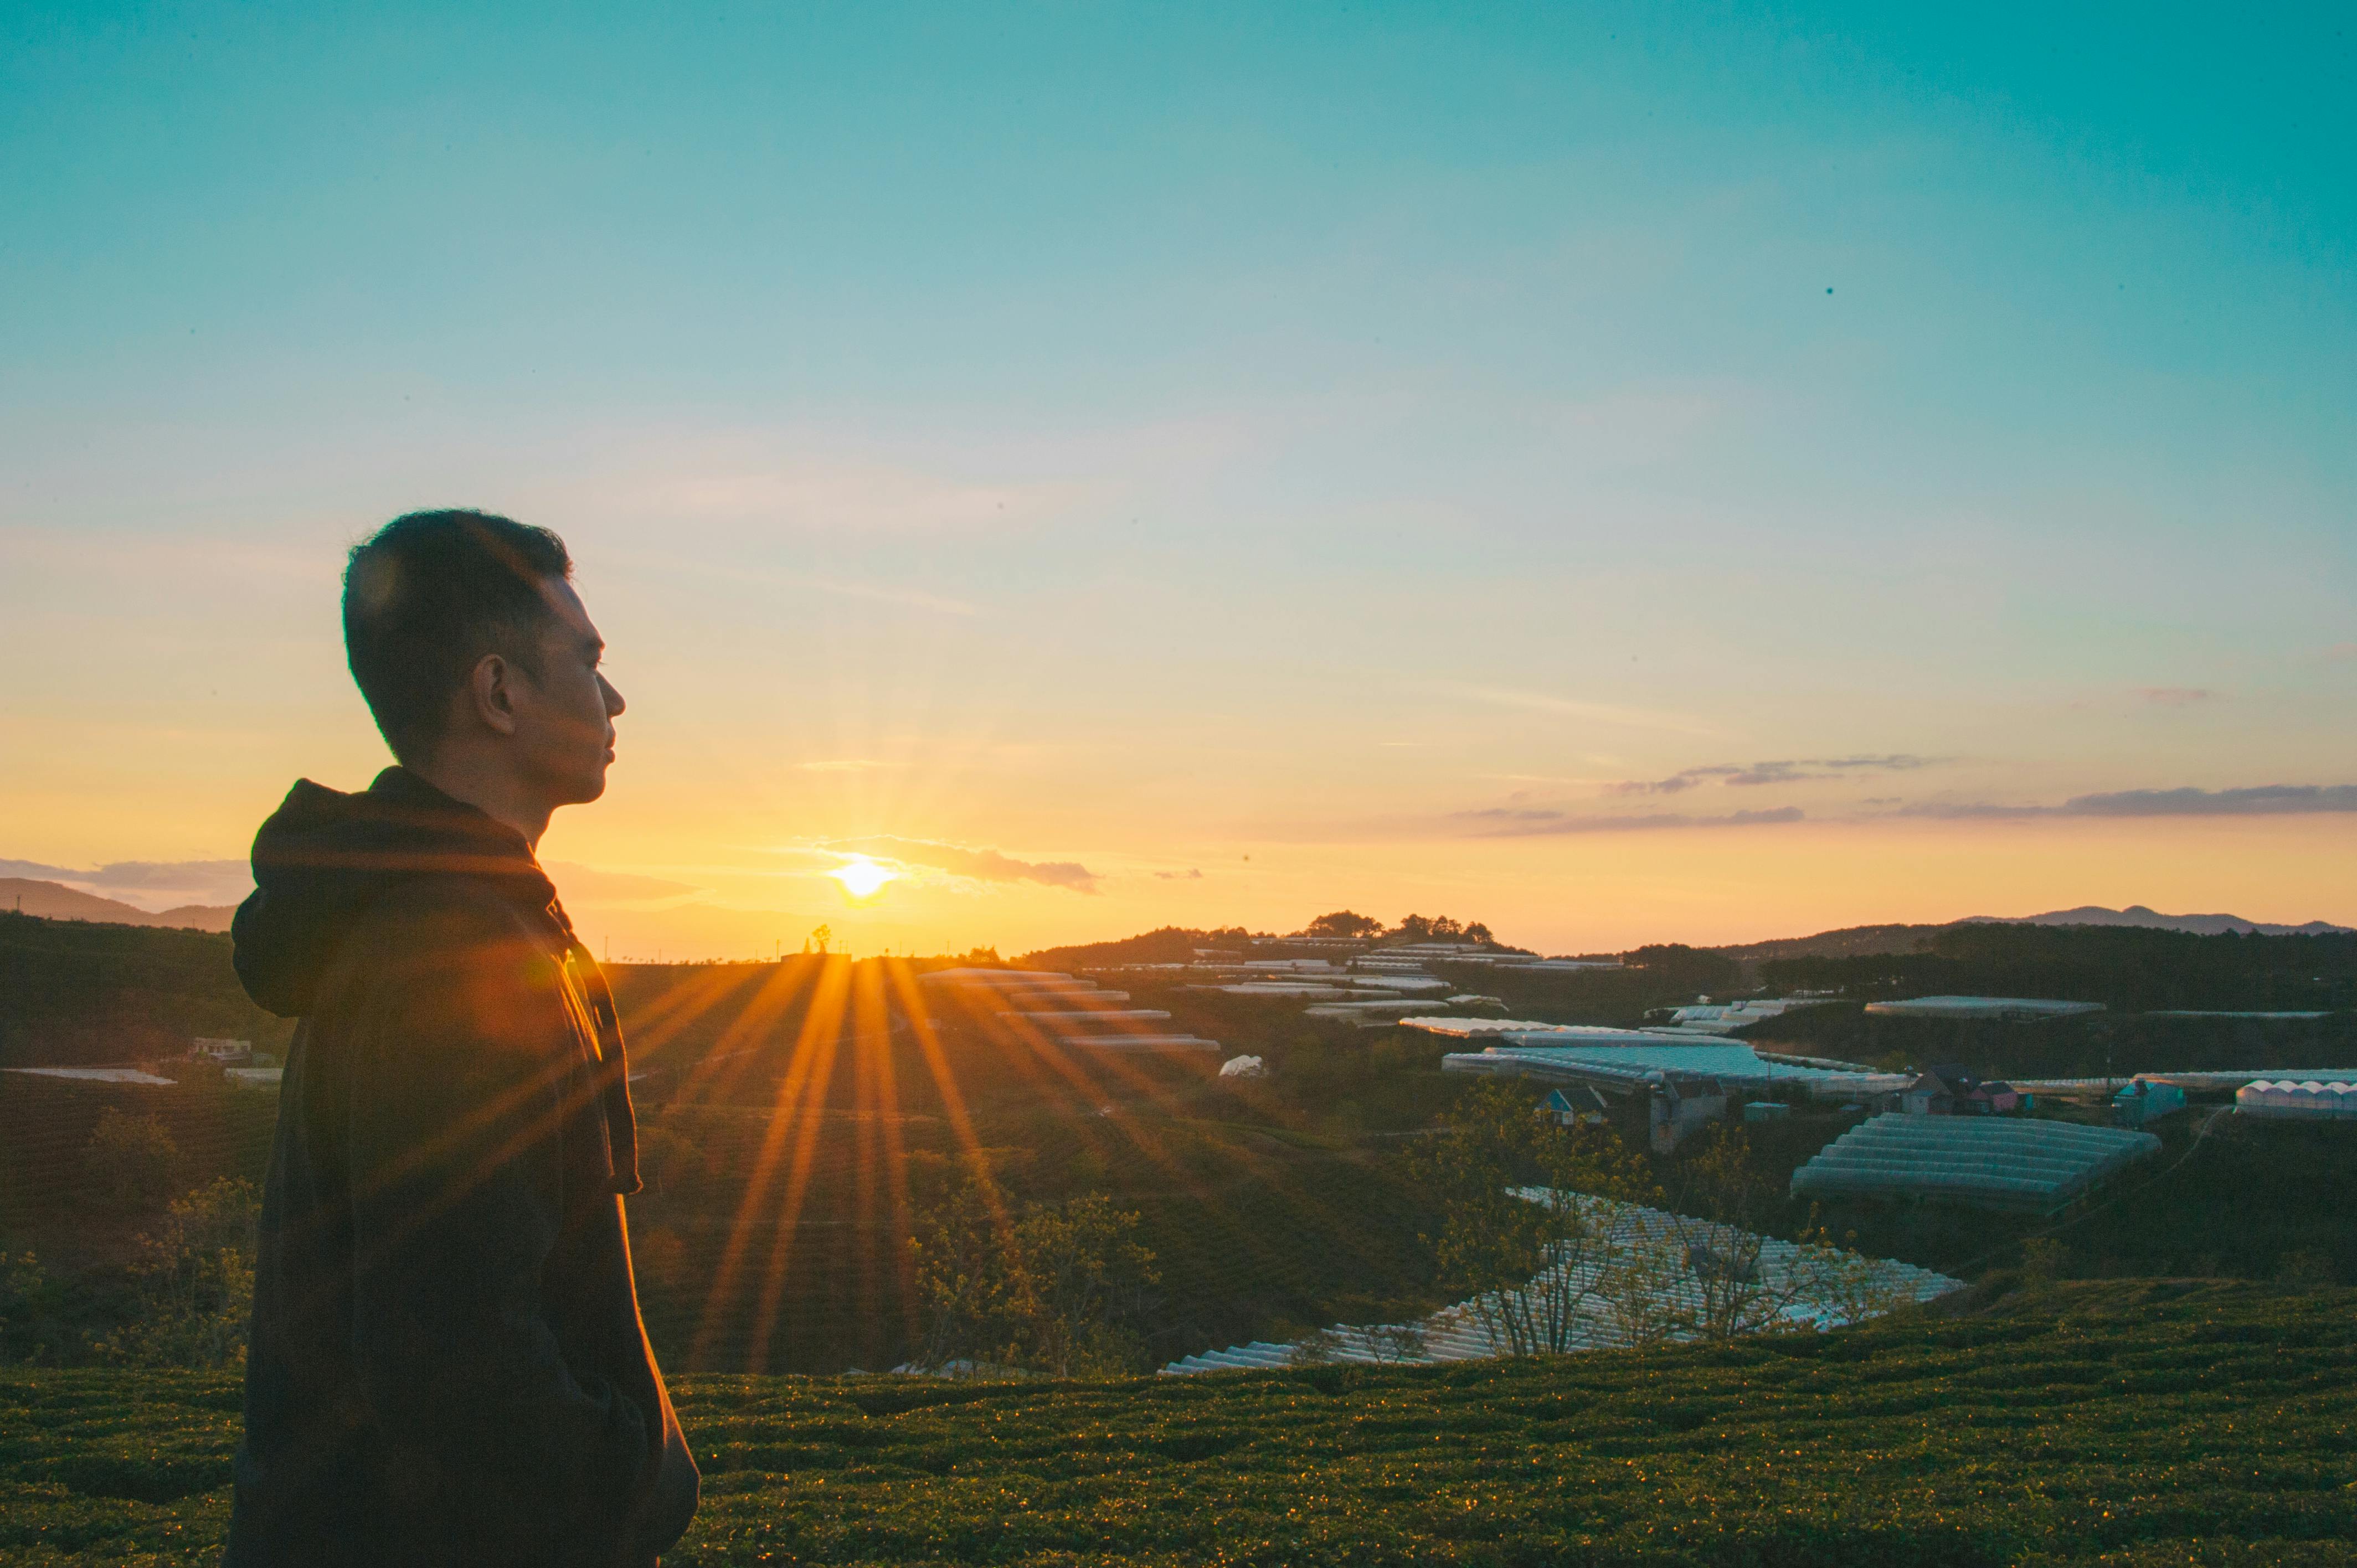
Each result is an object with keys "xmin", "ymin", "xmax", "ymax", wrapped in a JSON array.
[{"xmin": 4, "ymin": 1280, "xmax": 2351, "ymax": 1565}]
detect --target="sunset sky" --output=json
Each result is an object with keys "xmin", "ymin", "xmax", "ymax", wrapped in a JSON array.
[{"xmin": 5, "ymin": 3, "xmax": 2354, "ymax": 960}]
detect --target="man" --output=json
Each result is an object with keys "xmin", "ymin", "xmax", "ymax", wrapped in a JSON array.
[{"xmin": 224, "ymin": 510, "xmax": 699, "ymax": 1567}]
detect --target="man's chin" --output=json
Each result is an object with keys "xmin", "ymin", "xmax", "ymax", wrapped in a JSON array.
[{"xmin": 554, "ymin": 764, "xmax": 611, "ymax": 807}]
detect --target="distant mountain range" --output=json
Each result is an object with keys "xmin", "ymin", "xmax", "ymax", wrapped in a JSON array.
[
  {"xmin": 0, "ymin": 878, "xmax": 237, "ymax": 933},
  {"xmin": 1964, "ymin": 905, "xmax": 2353, "ymax": 937},
  {"xmin": 1717, "ymin": 904, "xmax": 2353, "ymax": 964},
  {"xmin": 2, "ymin": 875, "xmax": 2347, "ymax": 960}
]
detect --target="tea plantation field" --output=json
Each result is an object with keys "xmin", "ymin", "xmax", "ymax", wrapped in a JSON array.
[{"xmin": 6, "ymin": 1280, "xmax": 2353, "ymax": 1565}]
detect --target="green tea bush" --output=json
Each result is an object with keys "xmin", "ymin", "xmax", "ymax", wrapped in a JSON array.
[{"xmin": 4, "ymin": 1281, "xmax": 2350, "ymax": 1566}]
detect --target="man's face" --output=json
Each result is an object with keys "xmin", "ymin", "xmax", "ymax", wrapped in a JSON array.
[{"xmin": 513, "ymin": 577, "xmax": 626, "ymax": 807}]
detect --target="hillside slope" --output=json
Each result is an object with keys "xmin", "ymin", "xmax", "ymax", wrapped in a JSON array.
[
  {"xmin": 0, "ymin": 879, "xmax": 234, "ymax": 932},
  {"xmin": 0, "ymin": 911, "xmax": 291, "ymax": 1067},
  {"xmin": 6, "ymin": 1281, "xmax": 2349, "ymax": 1566}
]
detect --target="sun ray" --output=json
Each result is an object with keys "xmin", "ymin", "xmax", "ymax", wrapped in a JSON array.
[
  {"xmin": 881, "ymin": 962, "xmax": 1009, "ymax": 1225},
  {"xmin": 689, "ymin": 956, "xmax": 852, "ymax": 1370},
  {"xmin": 743, "ymin": 982, "xmax": 857, "ymax": 1369}
]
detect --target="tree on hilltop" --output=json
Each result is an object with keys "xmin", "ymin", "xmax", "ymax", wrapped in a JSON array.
[
  {"xmin": 1301, "ymin": 911, "xmax": 1381, "ymax": 938},
  {"xmin": 1389, "ymin": 914, "xmax": 1496, "ymax": 945}
]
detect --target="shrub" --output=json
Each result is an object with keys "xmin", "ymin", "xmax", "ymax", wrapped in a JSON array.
[
  {"xmin": 908, "ymin": 1185, "xmax": 1160, "ymax": 1378},
  {"xmin": 0, "ymin": 1249, "xmax": 54, "ymax": 1364},
  {"xmin": 81, "ymin": 1107, "xmax": 180, "ymax": 1213},
  {"xmin": 93, "ymin": 1177, "xmax": 258, "ymax": 1369}
]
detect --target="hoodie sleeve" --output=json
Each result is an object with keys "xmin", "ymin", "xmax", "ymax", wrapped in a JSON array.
[{"xmin": 339, "ymin": 888, "xmax": 656, "ymax": 1561}]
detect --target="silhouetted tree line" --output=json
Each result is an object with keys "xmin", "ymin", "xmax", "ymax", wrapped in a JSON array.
[
  {"xmin": 1762, "ymin": 924, "xmax": 2357, "ymax": 1012},
  {"xmin": 1021, "ymin": 925, "xmax": 1264, "ymax": 971}
]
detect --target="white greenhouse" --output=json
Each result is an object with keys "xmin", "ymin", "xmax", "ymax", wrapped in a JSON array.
[
  {"xmin": 1790, "ymin": 1113, "xmax": 2160, "ymax": 1214},
  {"xmin": 1161, "ymin": 1194, "xmax": 1959, "ymax": 1374},
  {"xmin": 2237, "ymin": 1080, "xmax": 2357, "ymax": 1121},
  {"xmin": 1862, "ymin": 996, "xmax": 2104, "ymax": 1022}
]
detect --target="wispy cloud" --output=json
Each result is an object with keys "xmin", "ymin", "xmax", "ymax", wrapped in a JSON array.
[
  {"xmin": 1613, "ymin": 754, "xmax": 1939, "ymax": 795},
  {"xmin": 830, "ymin": 836, "xmax": 1102, "ymax": 893},
  {"xmin": 1153, "ymin": 868, "xmax": 1205, "ymax": 880},
  {"xmin": 1903, "ymin": 785, "xmax": 2357, "ymax": 820},
  {"xmin": 1463, "ymin": 806, "xmax": 1806, "ymax": 837},
  {"xmin": 1424, "ymin": 682, "xmax": 1717, "ymax": 737},
  {"xmin": 2137, "ymin": 687, "xmax": 2216, "ymax": 706}
]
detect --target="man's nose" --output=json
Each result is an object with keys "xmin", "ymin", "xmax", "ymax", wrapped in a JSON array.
[{"xmin": 601, "ymin": 674, "xmax": 626, "ymax": 716}]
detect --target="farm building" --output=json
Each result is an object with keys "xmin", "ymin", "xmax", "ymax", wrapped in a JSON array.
[
  {"xmin": 2113, "ymin": 1078, "xmax": 2187, "ymax": 1127},
  {"xmin": 2237, "ymin": 1080, "xmax": 2357, "ymax": 1121},
  {"xmin": 1648, "ymin": 1074, "xmax": 1728, "ymax": 1153},
  {"xmin": 1864, "ymin": 996, "xmax": 2104, "ymax": 1022},
  {"xmin": 1161, "ymin": 1193, "xmax": 1960, "ymax": 1373},
  {"xmin": 1790, "ymin": 1112, "xmax": 2160, "ymax": 1213},
  {"xmin": 1902, "ymin": 1065, "xmax": 2021, "ymax": 1116},
  {"xmin": 1543, "ymin": 1087, "xmax": 1609, "ymax": 1127}
]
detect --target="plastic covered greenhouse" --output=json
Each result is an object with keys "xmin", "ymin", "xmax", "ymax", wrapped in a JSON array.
[
  {"xmin": 1790, "ymin": 1113, "xmax": 2160, "ymax": 1214},
  {"xmin": 2237, "ymin": 1080, "xmax": 2357, "ymax": 1121}
]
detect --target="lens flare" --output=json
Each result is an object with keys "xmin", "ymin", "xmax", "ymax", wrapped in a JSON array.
[{"xmin": 828, "ymin": 854, "xmax": 898, "ymax": 901}]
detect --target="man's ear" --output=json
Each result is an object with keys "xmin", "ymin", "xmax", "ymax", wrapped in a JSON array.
[{"xmin": 468, "ymin": 652, "xmax": 522, "ymax": 737}]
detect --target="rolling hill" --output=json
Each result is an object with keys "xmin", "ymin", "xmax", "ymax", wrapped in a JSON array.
[
  {"xmin": 1718, "ymin": 904, "xmax": 2353, "ymax": 964},
  {"xmin": 0, "ymin": 879, "xmax": 234, "ymax": 932}
]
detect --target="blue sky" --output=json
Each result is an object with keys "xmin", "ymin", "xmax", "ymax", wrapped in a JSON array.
[{"xmin": 4, "ymin": 2, "xmax": 2353, "ymax": 955}]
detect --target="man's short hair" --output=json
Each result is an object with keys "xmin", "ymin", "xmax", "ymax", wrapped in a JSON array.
[{"xmin": 343, "ymin": 510, "xmax": 574, "ymax": 764}]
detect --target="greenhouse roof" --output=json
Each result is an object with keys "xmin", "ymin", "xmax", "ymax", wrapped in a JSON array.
[
  {"xmin": 1404, "ymin": 1018, "xmax": 1692, "ymax": 1043},
  {"xmin": 1442, "ymin": 1041, "xmax": 1907, "ymax": 1097},
  {"xmin": 1162, "ymin": 1194, "xmax": 1960, "ymax": 1374},
  {"xmin": 3, "ymin": 1066, "xmax": 175, "ymax": 1086},
  {"xmin": 1790, "ymin": 1113, "xmax": 2159, "ymax": 1214},
  {"xmin": 1863, "ymin": 996, "xmax": 2105, "ymax": 1021},
  {"xmin": 2237, "ymin": 1080, "xmax": 2357, "ymax": 1120}
]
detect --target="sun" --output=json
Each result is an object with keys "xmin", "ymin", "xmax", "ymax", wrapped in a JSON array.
[{"xmin": 827, "ymin": 854, "xmax": 899, "ymax": 901}]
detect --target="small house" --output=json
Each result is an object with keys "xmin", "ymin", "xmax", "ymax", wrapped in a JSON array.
[
  {"xmin": 1903, "ymin": 1064, "xmax": 2017, "ymax": 1116},
  {"xmin": 1648, "ymin": 1073, "xmax": 1728, "ymax": 1153},
  {"xmin": 1973, "ymin": 1080, "xmax": 2022, "ymax": 1114},
  {"xmin": 1542, "ymin": 1087, "xmax": 1609, "ymax": 1128},
  {"xmin": 191, "ymin": 1038, "xmax": 253, "ymax": 1064}
]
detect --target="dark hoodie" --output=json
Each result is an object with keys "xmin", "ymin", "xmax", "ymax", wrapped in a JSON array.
[{"xmin": 223, "ymin": 767, "xmax": 698, "ymax": 1568}]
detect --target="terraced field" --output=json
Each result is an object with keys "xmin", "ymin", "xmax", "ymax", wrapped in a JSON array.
[{"xmin": 5, "ymin": 1281, "xmax": 2350, "ymax": 1565}]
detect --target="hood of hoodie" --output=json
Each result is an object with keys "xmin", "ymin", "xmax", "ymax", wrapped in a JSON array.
[{"xmin": 233, "ymin": 767, "xmax": 558, "ymax": 1019}]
